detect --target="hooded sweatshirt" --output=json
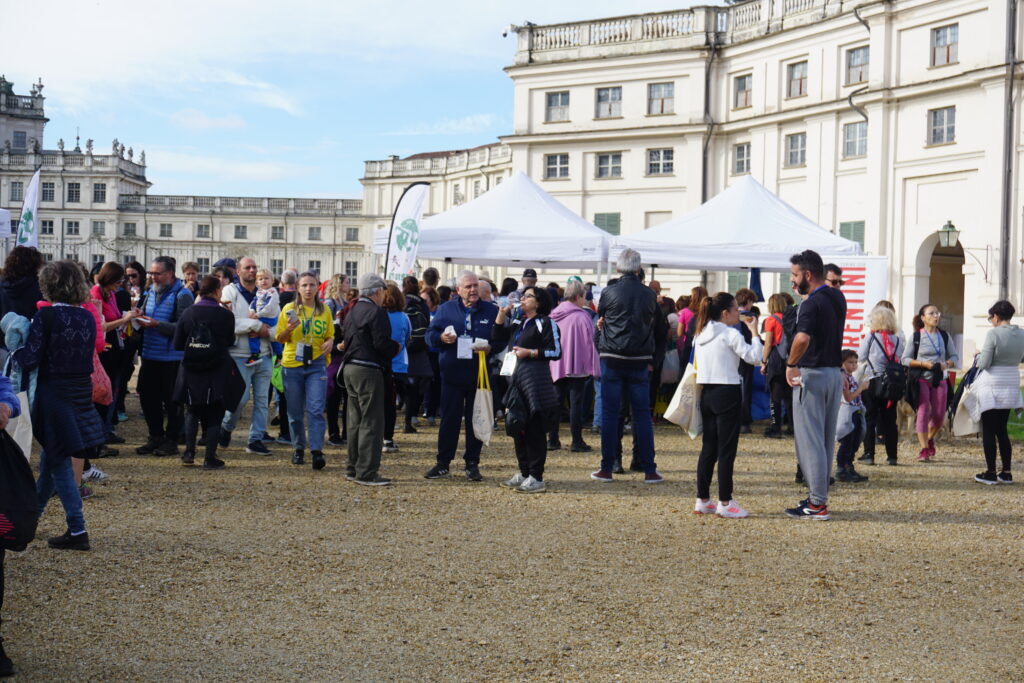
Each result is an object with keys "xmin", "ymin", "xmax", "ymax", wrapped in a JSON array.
[
  {"xmin": 549, "ymin": 300, "xmax": 599, "ymax": 382},
  {"xmin": 694, "ymin": 320, "xmax": 763, "ymax": 386}
]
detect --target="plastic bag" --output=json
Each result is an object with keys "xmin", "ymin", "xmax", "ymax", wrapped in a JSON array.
[
  {"xmin": 0, "ymin": 431, "xmax": 39, "ymax": 551},
  {"xmin": 7, "ymin": 392, "xmax": 32, "ymax": 461},
  {"xmin": 660, "ymin": 347, "xmax": 680, "ymax": 385},
  {"xmin": 472, "ymin": 351, "xmax": 493, "ymax": 446}
]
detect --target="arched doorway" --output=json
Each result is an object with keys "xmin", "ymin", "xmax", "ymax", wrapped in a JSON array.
[{"xmin": 928, "ymin": 241, "xmax": 965, "ymax": 352}]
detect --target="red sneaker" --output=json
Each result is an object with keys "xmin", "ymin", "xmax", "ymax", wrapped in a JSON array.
[
  {"xmin": 927, "ymin": 439, "xmax": 936, "ymax": 458},
  {"xmin": 590, "ymin": 470, "xmax": 613, "ymax": 483},
  {"xmin": 643, "ymin": 471, "xmax": 665, "ymax": 484},
  {"xmin": 917, "ymin": 448, "xmax": 930, "ymax": 462}
]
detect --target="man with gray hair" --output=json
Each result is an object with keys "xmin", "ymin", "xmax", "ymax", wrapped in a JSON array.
[
  {"xmin": 341, "ymin": 272, "xmax": 399, "ymax": 485},
  {"xmin": 423, "ymin": 270, "xmax": 498, "ymax": 481},
  {"xmin": 590, "ymin": 248, "xmax": 668, "ymax": 483}
]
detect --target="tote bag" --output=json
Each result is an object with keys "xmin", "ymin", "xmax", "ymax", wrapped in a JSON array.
[
  {"xmin": 471, "ymin": 351, "xmax": 493, "ymax": 446},
  {"xmin": 665, "ymin": 362, "xmax": 702, "ymax": 438}
]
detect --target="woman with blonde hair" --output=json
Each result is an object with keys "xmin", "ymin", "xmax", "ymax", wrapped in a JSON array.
[{"xmin": 857, "ymin": 305, "xmax": 905, "ymax": 465}]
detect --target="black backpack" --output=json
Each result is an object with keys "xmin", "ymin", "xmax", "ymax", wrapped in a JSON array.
[
  {"xmin": 0, "ymin": 431, "xmax": 38, "ymax": 552},
  {"xmin": 868, "ymin": 333, "xmax": 907, "ymax": 402},
  {"xmin": 405, "ymin": 296, "xmax": 430, "ymax": 354},
  {"xmin": 774, "ymin": 304, "xmax": 800, "ymax": 361},
  {"xmin": 183, "ymin": 319, "xmax": 222, "ymax": 371}
]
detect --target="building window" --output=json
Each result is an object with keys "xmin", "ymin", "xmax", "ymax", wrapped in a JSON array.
[
  {"xmin": 733, "ymin": 143, "xmax": 751, "ymax": 174},
  {"xmin": 647, "ymin": 83, "xmax": 674, "ymax": 115},
  {"xmin": 43, "ymin": 253, "xmax": 54, "ymax": 263},
  {"xmin": 596, "ymin": 153, "xmax": 622, "ymax": 178},
  {"xmin": 197, "ymin": 257, "xmax": 210, "ymax": 275},
  {"xmin": 308, "ymin": 260, "xmax": 321, "ymax": 275},
  {"xmin": 159, "ymin": 223, "xmax": 173, "ymax": 237},
  {"xmin": 595, "ymin": 87, "xmax": 622, "ymax": 118},
  {"xmin": 11, "ymin": 131, "xmax": 26, "ymax": 150},
  {"xmin": 270, "ymin": 259, "xmax": 284, "ymax": 278},
  {"xmin": 594, "ymin": 213, "xmax": 621, "ymax": 236},
  {"xmin": 345, "ymin": 227, "xmax": 359, "ymax": 242},
  {"xmin": 544, "ymin": 153, "xmax": 569, "ymax": 179},
  {"xmin": 727, "ymin": 272, "xmax": 748, "ymax": 294},
  {"xmin": 733, "ymin": 74, "xmax": 752, "ymax": 109},
  {"xmin": 846, "ymin": 46, "xmax": 869, "ymax": 85},
  {"xmin": 545, "ymin": 91, "xmax": 569, "ymax": 122},
  {"xmin": 647, "ymin": 149, "xmax": 674, "ymax": 175},
  {"xmin": 931, "ymin": 24, "xmax": 958, "ymax": 67},
  {"xmin": 495, "ymin": 176, "xmax": 503, "ymax": 185},
  {"xmin": 41, "ymin": 219, "xmax": 54, "ymax": 235},
  {"xmin": 839, "ymin": 221, "xmax": 866, "ymax": 248},
  {"xmin": 308, "ymin": 226, "xmax": 322, "ymax": 241},
  {"xmin": 929, "ymin": 106, "xmax": 956, "ymax": 145},
  {"xmin": 785, "ymin": 133, "xmax": 807, "ymax": 167},
  {"xmin": 122, "ymin": 222, "xmax": 135, "ymax": 237},
  {"xmin": 42, "ymin": 182, "xmax": 55, "ymax": 202},
  {"xmin": 91, "ymin": 220, "xmax": 105, "ymax": 236},
  {"xmin": 786, "ymin": 61, "xmax": 808, "ymax": 98},
  {"xmin": 196, "ymin": 224, "xmax": 210, "ymax": 238},
  {"xmin": 122, "ymin": 254, "xmax": 136, "ymax": 265},
  {"xmin": 91, "ymin": 254, "xmax": 105, "ymax": 267},
  {"xmin": 9, "ymin": 182, "xmax": 23, "ymax": 202},
  {"xmin": 473, "ymin": 180, "xmax": 482, "ymax": 198},
  {"xmin": 452, "ymin": 183, "xmax": 463, "ymax": 205},
  {"xmin": 66, "ymin": 220, "xmax": 80, "ymax": 236},
  {"xmin": 67, "ymin": 182, "xmax": 81, "ymax": 203},
  {"xmin": 843, "ymin": 121, "xmax": 868, "ymax": 158},
  {"xmin": 93, "ymin": 183, "xmax": 107, "ymax": 203},
  {"xmin": 271, "ymin": 225, "xmax": 285, "ymax": 240},
  {"xmin": 344, "ymin": 261, "xmax": 359, "ymax": 279},
  {"xmin": 234, "ymin": 225, "xmax": 247, "ymax": 240}
]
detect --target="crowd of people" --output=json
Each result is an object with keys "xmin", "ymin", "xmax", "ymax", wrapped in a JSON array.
[{"xmin": 0, "ymin": 245, "xmax": 1020, "ymax": 675}]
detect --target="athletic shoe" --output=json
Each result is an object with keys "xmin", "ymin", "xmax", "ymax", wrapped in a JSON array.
[
  {"xmin": 327, "ymin": 434, "xmax": 347, "ymax": 447},
  {"xmin": 261, "ymin": 432, "xmax": 276, "ymax": 443},
  {"xmin": 311, "ymin": 450, "xmax": 326, "ymax": 470},
  {"xmin": 917, "ymin": 448, "xmax": 930, "ymax": 462},
  {"xmin": 997, "ymin": 471, "xmax": 1014, "ymax": 484},
  {"xmin": 246, "ymin": 440, "xmax": 271, "ymax": 456},
  {"xmin": 590, "ymin": 469, "xmax": 613, "ymax": 482},
  {"xmin": 465, "ymin": 465, "xmax": 483, "ymax": 482},
  {"xmin": 291, "ymin": 449, "xmax": 305, "ymax": 465},
  {"xmin": 82, "ymin": 466, "xmax": 108, "ymax": 483},
  {"xmin": 383, "ymin": 440, "xmax": 399, "ymax": 453},
  {"xmin": 693, "ymin": 498, "xmax": 716, "ymax": 515},
  {"xmin": 78, "ymin": 485, "xmax": 93, "ymax": 500},
  {"xmin": 716, "ymin": 500, "xmax": 749, "ymax": 518},
  {"xmin": 202, "ymin": 457, "xmax": 226, "ymax": 470},
  {"xmin": 48, "ymin": 530, "xmax": 90, "ymax": 551},
  {"xmin": 154, "ymin": 438, "xmax": 178, "ymax": 457},
  {"xmin": 570, "ymin": 442, "xmax": 593, "ymax": 453},
  {"xmin": 424, "ymin": 465, "xmax": 450, "ymax": 479},
  {"xmin": 858, "ymin": 452, "xmax": 874, "ymax": 463},
  {"xmin": 887, "ymin": 457, "xmax": 898, "ymax": 466},
  {"xmin": 785, "ymin": 500, "xmax": 830, "ymax": 520},
  {"xmin": 106, "ymin": 432, "xmax": 125, "ymax": 445},
  {"xmin": 181, "ymin": 450, "xmax": 195, "ymax": 465},
  {"xmin": 975, "ymin": 471, "xmax": 999, "ymax": 485},
  {"xmin": 501, "ymin": 473, "xmax": 527, "ymax": 488},
  {"xmin": 402, "ymin": 425, "xmax": 418, "ymax": 434},
  {"xmin": 515, "ymin": 476, "xmax": 546, "ymax": 493},
  {"xmin": 927, "ymin": 438, "xmax": 936, "ymax": 457},
  {"xmin": 353, "ymin": 476, "xmax": 392, "ymax": 486},
  {"xmin": 547, "ymin": 439, "xmax": 562, "ymax": 451},
  {"xmin": 277, "ymin": 434, "xmax": 293, "ymax": 445},
  {"xmin": 218, "ymin": 430, "xmax": 232, "ymax": 449},
  {"xmin": 643, "ymin": 471, "xmax": 665, "ymax": 484},
  {"xmin": 95, "ymin": 446, "xmax": 119, "ymax": 458},
  {"xmin": 117, "ymin": 411, "xmax": 129, "ymax": 422},
  {"xmin": 136, "ymin": 438, "xmax": 160, "ymax": 455}
]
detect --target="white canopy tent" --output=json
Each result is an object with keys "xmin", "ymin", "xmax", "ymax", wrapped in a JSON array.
[
  {"xmin": 610, "ymin": 175, "xmax": 864, "ymax": 271},
  {"xmin": 373, "ymin": 171, "xmax": 608, "ymax": 267}
]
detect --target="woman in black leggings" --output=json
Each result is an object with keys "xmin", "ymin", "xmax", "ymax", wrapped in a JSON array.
[{"xmin": 856, "ymin": 305, "xmax": 904, "ymax": 465}]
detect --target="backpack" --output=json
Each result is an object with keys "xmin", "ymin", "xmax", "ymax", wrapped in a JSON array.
[
  {"xmin": 868, "ymin": 333, "xmax": 907, "ymax": 402},
  {"xmin": 908, "ymin": 328, "xmax": 955, "ymax": 408},
  {"xmin": 405, "ymin": 296, "xmax": 430, "ymax": 354},
  {"xmin": 774, "ymin": 304, "xmax": 800, "ymax": 362},
  {"xmin": 183, "ymin": 319, "xmax": 222, "ymax": 371}
]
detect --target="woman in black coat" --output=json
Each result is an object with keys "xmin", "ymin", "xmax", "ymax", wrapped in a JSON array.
[
  {"xmin": 172, "ymin": 276, "xmax": 244, "ymax": 469},
  {"xmin": 493, "ymin": 286, "xmax": 561, "ymax": 493}
]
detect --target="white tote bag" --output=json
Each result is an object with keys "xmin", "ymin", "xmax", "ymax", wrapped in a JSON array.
[
  {"xmin": 665, "ymin": 363, "xmax": 702, "ymax": 440},
  {"xmin": 471, "ymin": 352, "xmax": 494, "ymax": 446},
  {"xmin": 8, "ymin": 391, "xmax": 33, "ymax": 461},
  {"xmin": 952, "ymin": 383, "xmax": 980, "ymax": 437}
]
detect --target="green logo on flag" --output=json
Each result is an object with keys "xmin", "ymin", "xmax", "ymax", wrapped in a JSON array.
[
  {"xmin": 395, "ymin": 218, "xmax": 419, "ymax": 251},
  {"xmin": 16, "ymin": 208, "xmax": 34, "ymax": 245}
]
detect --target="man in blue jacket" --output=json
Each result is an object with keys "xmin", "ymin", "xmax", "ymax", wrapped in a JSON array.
[{"xmin": 424, "ymin": 270, "xmax": 498, "ymax": 481}]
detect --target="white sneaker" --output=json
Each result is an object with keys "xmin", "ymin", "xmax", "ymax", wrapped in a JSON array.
[
  {"xmin": 515, "ymin": 475, "xmax": 547, "ymax": 493},
  {"xmin": 383, "ymin": 440, "xmax": 399, "ymax": 453},
  {"xmin": 500, "ymin": 473, "xmax": 526, "ymax": 488},
  {"xmin": 82, "ymin": 466, "xmax": 108, "ymax": 483},
  {"xmin": 716, "ymin": 500, "xmax": 749, "ymax": 519},
  {"xmin": 693, "ymin": 498, "xmax": 716, "ymax": 514}
]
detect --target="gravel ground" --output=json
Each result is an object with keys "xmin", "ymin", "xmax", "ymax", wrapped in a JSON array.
[{"xmin": 4, "ymin": 398, "xmax": 1023, "ymax": 681}]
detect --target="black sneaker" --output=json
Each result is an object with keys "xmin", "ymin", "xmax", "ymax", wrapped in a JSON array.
[
  {"xmin": 218, "ymin": 430, "xmax": 232, "ymax": 449},
  {"xmin": 154, "ymin": 438, "xmax": 178, "ymax": 457},
  {"xmin": 136, "ymin": 437, "xmax": 161, "ymax": 455},
  {"xmin": 858, "ymin": 453, "xmax": 875, "ymax": 464},
  {"xmin": 291, "ymin": 449, "xmax": 305, "ymax": 465},
  {"xmin": 0, "ymin": 639, "xmax": 14, "ymax": 677},
  {"xmin": 784, "ymin": 500, "xmax": 830, "ymax": 520},
  {"xmin": 402, "ymin": 424, "xmax": 418, "ymax": 434},
  {"xmin": 106, "ymin": 432, "xmax": 126, "ymax": 445},
  {"xmin": 246, "ymin": 440, "xmax": 271, "ymax": 456},
  {"xmin": 570, "ymin": 442, "xmax": 592, "ymax": 453},
  {"xmin": 353, "ymin": 475, "xmax": 392, "ymax": 486},
  {"xmin": 764, "ymin": 427, "xmax": 783, "ymax": 439},
  {"xmin": 465, "ymin": 465, "xmax": 483, "ymax": 482},
  {"xmin": 311, "ymin": 450, "xmax": 326, "ymax": 470},
  {"xmin": 261, "ymin": 432, "xmax": 276, "ymax": 443},
  {"xmin": 202, "ymin": 457, "xmax": 225, "ymax": 470},
  {"xmin": 886, "ymin": 457, "xmax": 898, "ymax": 466},
  {"xmin": 95, "ymin": 446, "xmax": 118, "ymax": 458},
  {"xmin": 327, "ymin": 434, "xmax": 346, "ymax": 447},
  {"xmin": 547, "ymin": 439, "xmax": 562, "ymax": 451},
  {"xmin": 48, "ymin": 530, "xmax": 91, "ymax": 550},
  {"xmin": 612, "ymin": 462, "xmax": 626, "ymax": 475},
  {"xmin": 181, "ymin": 450, "xmax": 195, "ymax": 465},
  {"xmin": 975, "ymin": 471, "xmax": 999, "ymax": 485},
  {"xmin": 795, "ymin": 469, "xmax": 804, "ymax": 484},
  {"xmin": 997, "ymin": 471, "xmax": 1013, "ymax": 484},
  {"xmin": 846, "ymin": 467, "xmax": 868, "ymax": 482},
  {"xmin": 424, "ymin": 464, "xmax": 450, "ymax": 479}
]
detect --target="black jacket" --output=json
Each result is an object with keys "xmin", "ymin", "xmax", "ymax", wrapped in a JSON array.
[
  {"xmin": 596, "ymin": 274, "xmax": 667, "ymax": 363},
  {"xmin": 171, "ymin": 299, "xmax": 243, "ymax": 407},
  {"xmin": 0, "ymin": 275, "xmax": 43, "ymax": 349},
  {"xmin": 342, "ymin": 297, "xmax": 399, "ymax": 369},
  {"xmin": 492, "ymin": 314, "xmax": 561, "ymax": 431}
]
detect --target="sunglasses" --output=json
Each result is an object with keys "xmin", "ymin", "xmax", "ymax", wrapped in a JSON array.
[{"xmin": 827, "ymin": 278, "xmax": 844, "ymax": 287}]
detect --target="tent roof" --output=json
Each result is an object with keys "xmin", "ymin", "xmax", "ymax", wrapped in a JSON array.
[
  {"xmin": 611, "ymin": 175, "xmax": 863, "ymax": 271},
  {"xmin": 377, "ymin": 171, "xmax": 608, "ymax": 267}
]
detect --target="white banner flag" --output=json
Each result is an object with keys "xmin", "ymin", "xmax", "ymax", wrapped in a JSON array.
[
  {"xmin": 833, "ymin": 256, "xmax": 888, "ymax": 347},
  {"xmin": 384, "ymin": 182, "xmax": 429, "ymax": 282},
  {"xmin": 0, "ymin": 208, "xmax": 10, "ymax": 238},
  {"xmin": 15, "ymin": 169, "xmax": 41, "ymax": 248}
]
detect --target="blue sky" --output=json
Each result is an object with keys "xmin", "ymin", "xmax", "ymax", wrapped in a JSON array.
[{"xmin": 6, "ymin": 0, "xmax": 702, "ymax": 199}]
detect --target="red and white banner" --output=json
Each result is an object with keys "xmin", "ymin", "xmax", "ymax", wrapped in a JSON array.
[{"xmin": 833, "ymin": 256, "xmax": 888, "ymax": 347}]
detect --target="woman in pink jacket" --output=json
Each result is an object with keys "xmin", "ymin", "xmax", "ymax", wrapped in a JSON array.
[{"xmin": 548, "ymin": 279, "xmax": 600, "ymax": 452}]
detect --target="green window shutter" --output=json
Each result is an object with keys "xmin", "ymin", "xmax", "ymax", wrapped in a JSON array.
[
  {"xmin": 727, "ymin": 271, "xmax": 747, "ymax": 293},
  {"xmin": 594, "ymin": 212, "xmax": 621, "ymax": 235},
  {"xmin": 839, "ymin": 220, "xmax": 865, "ymax": 248}
]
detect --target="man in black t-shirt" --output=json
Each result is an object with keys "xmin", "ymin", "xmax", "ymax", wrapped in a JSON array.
[{"xmin": 783, "ymin": 250, "xmax": 847, "ymax": 521}]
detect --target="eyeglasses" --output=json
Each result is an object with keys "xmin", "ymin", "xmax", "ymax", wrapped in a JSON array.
[
  {"xmin": 826, "ymin": 278, "xmax": 844, "ymax": 287},
  {"xmin": 521, "ymin": 294, "xmax": 537, "ymax": 300},
  {"xmin": 925, "ymin": 311, "xmax": 942, "ymax": 317},
  {"xmin": 146, "ymin": 270, "xmax": 166, "ymax": 277},
  {"xmin": 127, "ymin": 273, "xmax": 140, "ymax": 279}
]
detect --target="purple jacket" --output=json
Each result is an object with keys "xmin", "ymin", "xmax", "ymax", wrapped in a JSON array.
[{"xmin": 549, "ymin": 301, "xmax": 600, "ymax": 382}]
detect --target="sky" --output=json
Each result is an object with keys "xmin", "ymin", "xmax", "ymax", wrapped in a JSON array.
[{"xmin": 5, "ymin": 0, "xmax": 704, "ymax": 199}]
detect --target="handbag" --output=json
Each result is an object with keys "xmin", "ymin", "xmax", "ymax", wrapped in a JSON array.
[
  {"xmin": 660, "ymin": 346, "xmax": 680, "ymax": 385},
  {"xmin": 952, "ymin": 380, "xmax": 980, "ymax": 436},
  {"xmin": 471, "ymin": 351, "xmax": 493, "ymax": 446},
  {"xmin": 92, "ymin": 351, "xmax": 113, "ymax": 405},
  {"xmin": 0, "ymin": 430, "xmax": 39, "ymax": 551},
  {"xmin": 665, "ymin": 361, "xmax": 702, "ymax": 439}
]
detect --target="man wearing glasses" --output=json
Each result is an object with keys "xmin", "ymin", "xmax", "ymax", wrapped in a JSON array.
[
  {"xmin": 135, "ymin": 256, "xmax": 195, "ymax": 457},
  {"xmin": 824, "ymin": 264, "xmax": 844, "ymax": 289}
]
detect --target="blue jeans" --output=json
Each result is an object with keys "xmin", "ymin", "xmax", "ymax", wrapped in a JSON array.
[
  {"xmin": 592, "ymin": 379, "xmax": 602, "ymax": 429},
  {"xmin": 599, "ymin": 360, "xmax": 656, "ymax": 474},
  {"xmin": 222, "ymin": 354, "xmax": 272, "ymax": 443},
  {"xmin": 284, "ymin": 358, "xmax": 328, "ymax": 451},
  {"xmin": 36, "ymin": 449, "xmax": 85, "ymax": 535}
]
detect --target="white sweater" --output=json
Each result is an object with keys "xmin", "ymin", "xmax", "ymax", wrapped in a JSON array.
[
  {"xmin": 694, "ymin": 321, "xmax": 763, "ymax": 385},
  {"xmin": 221, "ymin": 282, "xmax": 275, "ymax": 358}
]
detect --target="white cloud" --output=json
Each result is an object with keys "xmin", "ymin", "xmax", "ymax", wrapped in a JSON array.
[
  {"xmin": 386, "ymin": 114, "xmax": 501, "ymax": 136},
  {"xmin": 169, "ymin": 109, "xmax": 246, "ymax": 131},
  {"xmin": 147, "ymin": 148, "xmax": 312, "ymax": 183}
]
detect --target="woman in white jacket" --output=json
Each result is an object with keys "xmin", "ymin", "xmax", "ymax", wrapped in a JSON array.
[{"xmin": 693, "ymin": 292, "xmax": 763, "ymax": 518}]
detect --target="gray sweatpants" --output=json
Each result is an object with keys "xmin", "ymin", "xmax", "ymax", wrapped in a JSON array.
[{"xmin": 792, "ymin": 366, "xmax": 843, "ymax": 506}]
